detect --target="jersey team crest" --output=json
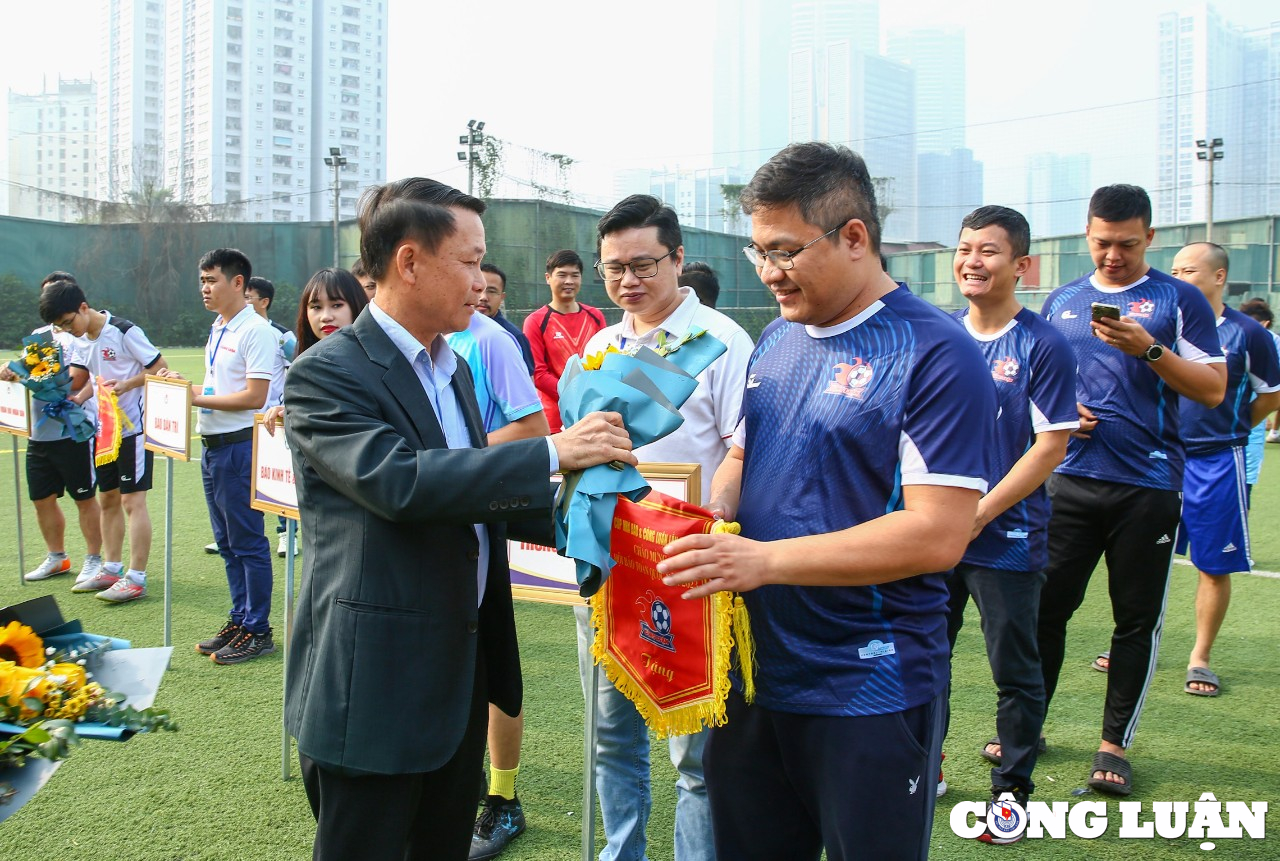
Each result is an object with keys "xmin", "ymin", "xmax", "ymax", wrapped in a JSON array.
[
  {"xmin": 1128, "ymin": 298, "xmax": 1156, "ymax": 318},
  {"xmin": 991, "ymin": 356, "xmax": 1020, "ymax": 383},
  {"xmin": 824, "ymin": 358, "xmax": 874, "ymax": 399}
]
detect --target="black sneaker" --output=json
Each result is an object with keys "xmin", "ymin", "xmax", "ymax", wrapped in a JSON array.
[
  {"xmin": 978, "ymin": 787, "xmax": 1030, "ymax": 845},
  {"xmin": 469, "ymin": 794, "xmax": 525, "ymax": 861},
  {"xmin": 211, "ymin": 628, "xmax": 276, "ymax": 665},
  {"xmin": 196, "ymin": 619, "xmax": 242, "ymax": 655}
]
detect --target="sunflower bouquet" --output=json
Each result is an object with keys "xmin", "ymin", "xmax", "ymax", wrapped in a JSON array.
[
  {"xmin": 554, "ymin": 328, "xmax": 727, "ymax": 597},
  {"xmin": 6, "ymin": 330, "xmax": 94, "ymax": 443},
  {"xmin": 0, "ymin": 621, "xmax": 175, "ymax": 775}
]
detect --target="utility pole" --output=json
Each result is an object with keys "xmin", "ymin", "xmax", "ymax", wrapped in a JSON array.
[
  {"xmin": 457, "ymin": 119, "xmax": 485, "ymax": 195},
  {"xmin": 323, "ymin": 146, "xmax": 348, "ymax": 268},
  {"xmin": 1196, "ymin": 137, "xmax": 1223, "ymax": 242}
]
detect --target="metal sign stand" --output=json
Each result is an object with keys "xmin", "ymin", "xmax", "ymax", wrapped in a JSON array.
[
  {"xmin": 582, "ymin": 659, "xmax": 599, "ymax": 861},
  {"xmin": 282, "ymin": 519, "xmax": 297, "ymax": 780},
  {"xmin": 162, "ymin": 457, "xmax": 174, "ymax": 646},
  {"xmin": 12, "ymin": 436, "xmax": 24, "ymax": 586}
]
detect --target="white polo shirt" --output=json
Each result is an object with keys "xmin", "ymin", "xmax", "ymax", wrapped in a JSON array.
[
  {"xmin": 583, "ymin": 287, "xmax": 754, "ymax": 503},
  {"xmin": 197, "ymin": 305, "xmax": 282, "ymax": 435}
]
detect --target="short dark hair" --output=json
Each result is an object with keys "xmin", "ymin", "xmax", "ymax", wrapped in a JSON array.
[
  {"xmin": 41, "ymin": 270, "xmax": 77, "ymax": 289},
  {"xmin": 1088, "ymin": 184, "xmax": 1152, "ymax": 229},
  {"xmin": 545, "ymin": 249, "xmax": 584, "ymax": 274},
  {"xmin": 741, "ymin": 141, "xmax": 881, "ymax": 253},
  {"xmin": 680, "ymin": 261, "xmax": 720, "ymax": 309},
  {"xmin": 295, "ymin": 268, "xmax": 370, "ymax": 357},
  {"xmin": 39, "ymin": 280, "xmax": 86, "ymax": 324},
  {"xmin": 357, "ymin": 178, "xmax": 485, "ymax": 281},
  {"xmin": 199, "ymin": 248, "xmax": 252, "ymax": 283},
  {"xmin": 596, "ymin": 195, "xmax": 683, "ymax": 256},
  {"xmin": 481, "ymin": 262, "xmax": 507, "ymax": 289},
  {"xmin": 1240, "ymin": 297, "xmax": 1273, "ymax": 325},
  {"xmin": 349, "ymin": 258, "xmax": 367, "ymax": 280},
  {"xmin": 960, "ymin": 205, "xmax": 1031, "ymax": 259},
  {"xmin": 247, "ymin": 275, "xmax": 275, "ymax": 308},
  {"xmin": 1183, "ymin": 241, "xmax": 1230, "ymax": 276}
]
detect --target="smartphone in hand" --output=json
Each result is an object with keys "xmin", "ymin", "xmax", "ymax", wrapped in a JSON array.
[{"xmin": 1091, "ymin": 302, "xmax": 1122, "ymax": 322}]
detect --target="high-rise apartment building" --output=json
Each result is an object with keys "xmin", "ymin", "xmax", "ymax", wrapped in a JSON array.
[
  {"xmin": 885, "ymin": 29, "xmax": 964, "ymax": 156},
  {"xmin": 7, "ymin": 79, "xmax": 99, "ymax": 221},
  {"xmin": 97, "ymin": 0, "xmax": 167, "ymax": 203},
  {"xmin": 1156, "ymin": 4, "xmax": 1279, "ymax": 226},
  {"xmin": 1026, "ymin": 152, "xmax": 1092, "ymax": 238},
  {"xmin": 916, "ymin": 148, "xmax": 982, "ymax": 245},
  {"xmin": 100, "ymin": 0, "xmax": 386, "ymax": 222}
]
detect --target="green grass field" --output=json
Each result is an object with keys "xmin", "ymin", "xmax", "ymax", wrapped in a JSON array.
[{"xmin": 1, "ymin": 347, "xmax": 1278, "ymax": 858}]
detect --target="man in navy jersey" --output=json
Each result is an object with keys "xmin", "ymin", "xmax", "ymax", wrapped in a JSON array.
[
  {"xmin": 947, "ymin": 206, "xmax": 1078, "ymax": 842},
  {"xmin": 1169, "ymin": 242, "xmax": 1280, "ymax": 697},
  {"xmin": 1039, "ymin": 185, "xmax": 1226, "ymax": 795},
  {"xmin": 659, "ymin": 141, "xmax": 996, "ymax": 861}
]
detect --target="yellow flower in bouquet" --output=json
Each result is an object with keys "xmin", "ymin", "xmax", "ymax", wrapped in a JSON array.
[
  {"xmin": 0, "ymin": 661, "xmax": 55, "ymax": 719},
  {"xmin": 0, "ymin": 621, "xmax": 45, "ymax": 667},
  {"xmin": 582, "ymin": 344, "xmax": 624, "ymax": 371}
]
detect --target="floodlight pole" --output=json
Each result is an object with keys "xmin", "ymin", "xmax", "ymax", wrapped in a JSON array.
[
  {"xmin": 458, "ymin": 119, "xmax": 485, "ymax": 196},
  {"xmin": 323, "ymin": 146, "xmax": 348, "ymax": 268},
  {"xmin": 1196, "ymin": 137, "xmax": 1224, "ymax": 242}
]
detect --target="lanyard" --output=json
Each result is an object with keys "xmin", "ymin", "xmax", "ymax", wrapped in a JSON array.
[{"xmin": 207, "ymin": 324, "xmax": 229, "ymax": 370}]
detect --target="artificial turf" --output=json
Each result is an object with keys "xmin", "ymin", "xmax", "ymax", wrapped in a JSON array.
[{"xmin": 0, "ymin": 347, "xmax": 1277, "ymax": 858}]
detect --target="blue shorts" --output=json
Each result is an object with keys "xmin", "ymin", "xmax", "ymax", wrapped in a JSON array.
[{"xmin": 1176, "ymin": 447, "xmax": 1250, "ymax": 575}]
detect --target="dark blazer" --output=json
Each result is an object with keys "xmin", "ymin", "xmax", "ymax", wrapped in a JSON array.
[{"xmin": 283, "ymin": 309, "xmax": 554, "ymax": 775}]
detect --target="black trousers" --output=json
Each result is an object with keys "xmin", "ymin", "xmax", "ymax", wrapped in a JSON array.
[
  {"xmin": 300, "ymin": 651, "xmax": 489, "ymax": 861},
  {"xmin": 705, "ymin": 688, "xmax": 946, "ymax": 861},
  {"xmin": 1038, "ymin": 474, "xmax": 1181, "ymax": 748},
  {"xmin": 946, "ymin": 563, "xmax": 1046, "ymax": 793}
]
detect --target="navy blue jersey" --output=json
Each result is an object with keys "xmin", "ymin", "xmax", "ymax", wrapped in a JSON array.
[
  {"xmin": 1041, "ymin": 268, "xmax": 1223, "ymax": 491},
  {"xmin": 735, "ymin": 286, "xmax": 995, "ymax": 717},
  {"xmin": 952, "ymin": 307, "xmax": 1079, "ymax": 571},
  {"xmin": 1180, "ymin": 307, "xmax": 1280, "ymax": 454}
]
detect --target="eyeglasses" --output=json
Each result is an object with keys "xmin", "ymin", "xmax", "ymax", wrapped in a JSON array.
[
  {"xmin": 743, "ymin": 222, "xmax": 846, "ymax": 271},
  {"xmin": 594, "ymin": 249, "xmax": 677, "ymax": 282},
  {"xmin": 52, "ymin": 313, "xmax": 78, "ymax": 333}
]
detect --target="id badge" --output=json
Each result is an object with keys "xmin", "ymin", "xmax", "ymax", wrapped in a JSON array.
[{"xmin": 200, "ymin": 385, "xmax": 215, "ymax": 414}]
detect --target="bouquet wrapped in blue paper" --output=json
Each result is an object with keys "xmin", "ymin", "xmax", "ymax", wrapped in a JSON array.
[
  {"xmin": 555, "ymin": 329, "xmax": 726, "ymax": 596},
  {"xmin": 6, "ymin": 330, "xmax": 94, "ymax": 443}
]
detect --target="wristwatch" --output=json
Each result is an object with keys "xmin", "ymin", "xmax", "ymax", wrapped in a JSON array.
[{"xmin": 1138, "ymin": 342, "xmax": 1165, "ymax": 363}]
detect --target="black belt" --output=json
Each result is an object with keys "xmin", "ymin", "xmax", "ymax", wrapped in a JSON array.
[{"xmin": 201, "ymin": 428, "xmax": 253, "ymax": 449}]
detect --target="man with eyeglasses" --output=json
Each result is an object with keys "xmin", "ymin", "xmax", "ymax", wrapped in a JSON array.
[
  {"xmin": 479, "ymin": 262, "xmax": 535, "ymax": 375},
  {"xmin": 658, "ymin": 142, "xmax": 995, "ymax": 860},
  {"xmin": 575, "ymin": 194, "xmax": 753, "ymax": 861},
  {"xmin": 523, "ymin": 250, "xmax": 606, "ymax": 433}
]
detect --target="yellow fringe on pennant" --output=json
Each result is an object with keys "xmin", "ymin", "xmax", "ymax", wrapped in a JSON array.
[
  {"xmin": 711, "ymin": 519, "xmax": 757, "ymax": 705},
  {"xmin": 589, "ymin": 585, "xmax": 736, "ymax": 739}
]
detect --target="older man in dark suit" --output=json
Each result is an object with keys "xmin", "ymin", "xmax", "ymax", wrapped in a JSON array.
[{"xmin": 284, "ymin": 177, "xmax": 634, "ymax": 861}]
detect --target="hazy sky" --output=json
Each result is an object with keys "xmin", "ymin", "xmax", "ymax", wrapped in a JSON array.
[{"xmin": 0, "ymin": 0, "xmax": 1273, "ymax": 212}]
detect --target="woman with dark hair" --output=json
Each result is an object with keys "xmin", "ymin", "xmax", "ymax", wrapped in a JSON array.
[
  {"xmin": 295, "ymin": 267, "xmax": 370, "ymax": 357},
  {"xmin": 265, "ymin": 268, "xmax": 370, "ymax": 433}
]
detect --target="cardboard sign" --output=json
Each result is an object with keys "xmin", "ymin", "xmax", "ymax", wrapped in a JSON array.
[
  {"xmin": 510, "ymin": 463, "xmax": 700, "ymax": 606},
  {"xmin": 142, "ymin": 375, "xmax": 192, "ymax": 461},
  {"xmin": 250, "ymin": 412, "xmax": 298, "ymax": 520},
  {"xmin": 0, "ymin": 380, "xmax": 31, "ymax": 438}
]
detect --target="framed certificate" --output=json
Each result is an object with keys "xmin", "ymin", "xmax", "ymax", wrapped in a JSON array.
[
  {"xmin": 0, "ymin": 381, "xmax": 31, "ymax": 438},
  {"xmin": 510, "ymin": 462, "xmax": 701, "ymax": 606},
  {"xmin": 250, "ymin": 413, "xmax": 299, "ymax": 520},
  {"xmin": 142, "ymin": 375, "xmax": 192, "ymax": 461}
]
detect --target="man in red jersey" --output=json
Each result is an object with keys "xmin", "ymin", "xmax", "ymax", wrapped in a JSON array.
[{"xmin": 522, "ymin": 249, "xmax": 606, "ymax": 432}]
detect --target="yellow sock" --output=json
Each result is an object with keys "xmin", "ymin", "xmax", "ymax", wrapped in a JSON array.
[{"xmin": 489, "ymin": 765, "xmax": 519, "ymax": 800}]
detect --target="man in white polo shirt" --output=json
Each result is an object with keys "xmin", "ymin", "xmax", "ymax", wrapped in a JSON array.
[
  {"xmin": 159, "ymin": 248, "xmax": 284, "ymax": 665},
  {"xmin": 574, "ymin": 194, "xmax": 753, "ymax": 861}
]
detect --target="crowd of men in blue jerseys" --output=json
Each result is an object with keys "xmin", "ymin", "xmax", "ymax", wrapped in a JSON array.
[{"xmin": 11, "ymin": 141, "xmax": 1277, "ymax": 861}]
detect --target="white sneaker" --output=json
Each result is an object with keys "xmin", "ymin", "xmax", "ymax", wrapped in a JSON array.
[
  {"xmin": 277, "ymin": 533, "xmax": 289, "ymax": 557},
  {"xmin": 1267, "ymin": 429, "xmax": 1280, "ymax": 444},
  {"xmin": 205, "ymin": 542, "xmax": 220, "ymax": 554},
  {"xmin": 25, "ymin": 554, "xmax": 72, "ymax": 581}
]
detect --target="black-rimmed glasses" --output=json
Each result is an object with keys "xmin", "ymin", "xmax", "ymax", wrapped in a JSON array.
[
  {"xmin": 594, "ymin": 249, "xmax": 677, "ymax": 282},
  {"xmin": 743, "ymin": 223, "xmax": 845, "ymax": 271}
]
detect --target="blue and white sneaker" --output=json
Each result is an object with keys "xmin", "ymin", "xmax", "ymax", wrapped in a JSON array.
[{"xmin": 469, "ymin": 794, "xmax": 526, "ymax": 861}]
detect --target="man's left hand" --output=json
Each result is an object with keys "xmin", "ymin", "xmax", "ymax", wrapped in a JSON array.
[
  {"xmin": 1091, "ymin": 316, "xmax": 1155, "ymax": 357},
  {"xmin": 658, "ymin": 532, "xmax": 772, "ymax": 600}
]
